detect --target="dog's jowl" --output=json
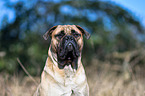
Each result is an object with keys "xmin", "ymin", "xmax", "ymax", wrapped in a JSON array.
[{"xmin": 33, "ymin": 25, "xmax": 90, "ymax": 96}]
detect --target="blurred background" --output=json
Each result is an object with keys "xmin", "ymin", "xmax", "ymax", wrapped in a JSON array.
[{"xmin": 0, "ymin": 0, "xmax": 145, "ymax": 96}]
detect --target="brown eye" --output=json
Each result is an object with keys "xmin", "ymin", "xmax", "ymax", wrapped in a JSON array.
[
  {"xmin": 55, "ymin": 34, "xmax": 63, "ymax": 39},
  {"xmin": 55, "ymin": 35, "xmax": 62, "ymax": 39},
  {"xmin": 71, "ymin": 30, "xmax": 81, "ymax": 38},
  {"xmin": 74, "ymin": 33, "xmax": 80, "ymax": 38},
  {"xmin": 55, "ymin": 31, "xmax": 65, "ymax": 40}
]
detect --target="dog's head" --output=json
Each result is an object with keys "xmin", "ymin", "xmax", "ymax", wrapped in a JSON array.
[{"xmin": 43, "ymin": 25, "xmax": 90, "ymax": 69}]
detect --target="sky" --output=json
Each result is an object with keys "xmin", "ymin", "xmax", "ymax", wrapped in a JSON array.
[
  {"xmin": 0, "ymin": 0, "xmax": 145, "ymax": 28},
  {"xmin": 111, "ymin": 0, "xmax": 145, "ymax": 26}
]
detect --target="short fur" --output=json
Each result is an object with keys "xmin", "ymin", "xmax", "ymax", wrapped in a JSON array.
[{"xmin": 33, "ymin": 25, "xmax": 90, "ymax": 96}]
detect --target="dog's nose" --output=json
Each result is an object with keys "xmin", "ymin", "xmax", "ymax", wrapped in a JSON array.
[{"xmin": 67, "ymin": 43, "xmax": 73, "ymax": 51}]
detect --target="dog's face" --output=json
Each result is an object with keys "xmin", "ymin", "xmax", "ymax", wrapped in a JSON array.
[{"xmin": 43, "ymin": 25, "xmax": 90, "ymax": 70}]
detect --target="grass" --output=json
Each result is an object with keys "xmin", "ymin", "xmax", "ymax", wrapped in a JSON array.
[{"xmin": 0, "ymin": 59, "xmax": 145, "ymax": 96}]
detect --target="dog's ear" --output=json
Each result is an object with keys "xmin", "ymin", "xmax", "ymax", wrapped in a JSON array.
[
  {"xmin": 43, "ymin": 26, "xmax": 58, "ymax": 40},
  {"xmin": 76, "ymin": 25, "xmax": 90, "ymax": 39}
]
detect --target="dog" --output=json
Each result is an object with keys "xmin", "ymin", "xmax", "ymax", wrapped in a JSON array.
[{"xmin": 33, "ymin": 25, "xmax": 90, "ymax": 96}]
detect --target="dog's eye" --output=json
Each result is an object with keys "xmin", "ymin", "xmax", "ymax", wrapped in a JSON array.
[
  {"xmin": 73, "ymin": 33, "xmax": 81, "ymax": 38},
  {"xmin": 55, "ymin": 34, "xmax": 63, "ymax": 39},
  {"xmin": 71, "ymin": 30, "xmax": 81, "ymax": 38},
  {"xmin": 55, "ymin": 31, "xmax": 65, "ymax": 40}
]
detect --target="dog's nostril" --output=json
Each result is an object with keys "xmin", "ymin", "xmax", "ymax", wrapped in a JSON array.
[{"xmin": 68, "ymin": 43, "xmax": 72, "ymax": 46}]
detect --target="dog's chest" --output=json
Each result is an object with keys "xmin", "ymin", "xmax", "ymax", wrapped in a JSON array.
[{"xmin": 63, "ymin": 65, "xmax": 76, "ymax": 86}]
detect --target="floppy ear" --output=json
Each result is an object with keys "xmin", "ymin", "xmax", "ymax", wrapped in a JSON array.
[
  {"xmin": 76, "ymin": 25, "xmax": 90, "ymax": 39},
  {"xmin": 43, "ymin": 25, "xmax": 58, "ymax": 40}
]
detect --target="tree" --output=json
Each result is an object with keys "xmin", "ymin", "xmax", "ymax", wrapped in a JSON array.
[{"xmin": 0, "ymin": 0, "xmax": 144, "ymax": 74}]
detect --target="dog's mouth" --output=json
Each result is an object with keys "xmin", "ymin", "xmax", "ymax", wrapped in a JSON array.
[
  {"xmin": 57, "ymin": 36, "xmax": 80, "ymax": 69},
  {"xmin": 58, "ymin": 41, "xmax": 80, "ymax": 60}
]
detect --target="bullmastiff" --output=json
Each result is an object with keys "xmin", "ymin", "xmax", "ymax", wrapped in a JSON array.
[{"xmin": 34, "ymin": 25, "xmax": 90, "ymax": 96}]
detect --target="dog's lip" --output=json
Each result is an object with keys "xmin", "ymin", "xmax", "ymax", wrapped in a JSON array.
[
  {"xmin": 58, "ymin": 40, "xmax": 80, "ymax": 60},
  {"xmin": 58, "ymin": 47, "xmax": 76, "ymax": 60}
]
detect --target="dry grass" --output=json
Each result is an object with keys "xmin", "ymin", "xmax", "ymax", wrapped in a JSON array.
[
  {"xmin": 0, "ymin": 73, "xmax": 39, "ymax": 96},
  {"xmin": 87, "ymin": 59, "xmax": 145, "ymax": 96},
  {"xmin": 0, "ymin": 59, "xmax": 145, "ymax": 96}
]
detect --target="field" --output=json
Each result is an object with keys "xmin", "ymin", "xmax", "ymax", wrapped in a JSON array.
[
  {"xmin": 1, "ymin": 1, "xmax": 145, "ymax": 96},
  {"xmin": 0, "ymin": 58, "xmax": 144, "ymax": 96}
]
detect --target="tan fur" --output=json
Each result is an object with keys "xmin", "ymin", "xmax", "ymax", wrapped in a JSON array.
[{"xmin": 33, "ymin": 25, "xmax": 89, "ymax": 96}]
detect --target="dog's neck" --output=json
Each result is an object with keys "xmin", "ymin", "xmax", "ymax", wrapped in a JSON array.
[
  {"xmin": 42, "ymin": 48, "xmax": 85, "ymax": 86},
  {"xmin": 47, "ymin": 48, "xmax": 82, "ymax": 73},
  {"xmin": 49, "ymin": 46, "xmax": 81, "ymax": 69},
  {"xmin": 48, "ymin": 47, "xmax": 58, "ymax": 67}
]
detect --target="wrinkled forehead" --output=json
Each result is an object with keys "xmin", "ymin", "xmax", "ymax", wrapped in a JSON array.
[{"xmin": 54, "ymin": 25, "xmax": 81, "ymax": 34}]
